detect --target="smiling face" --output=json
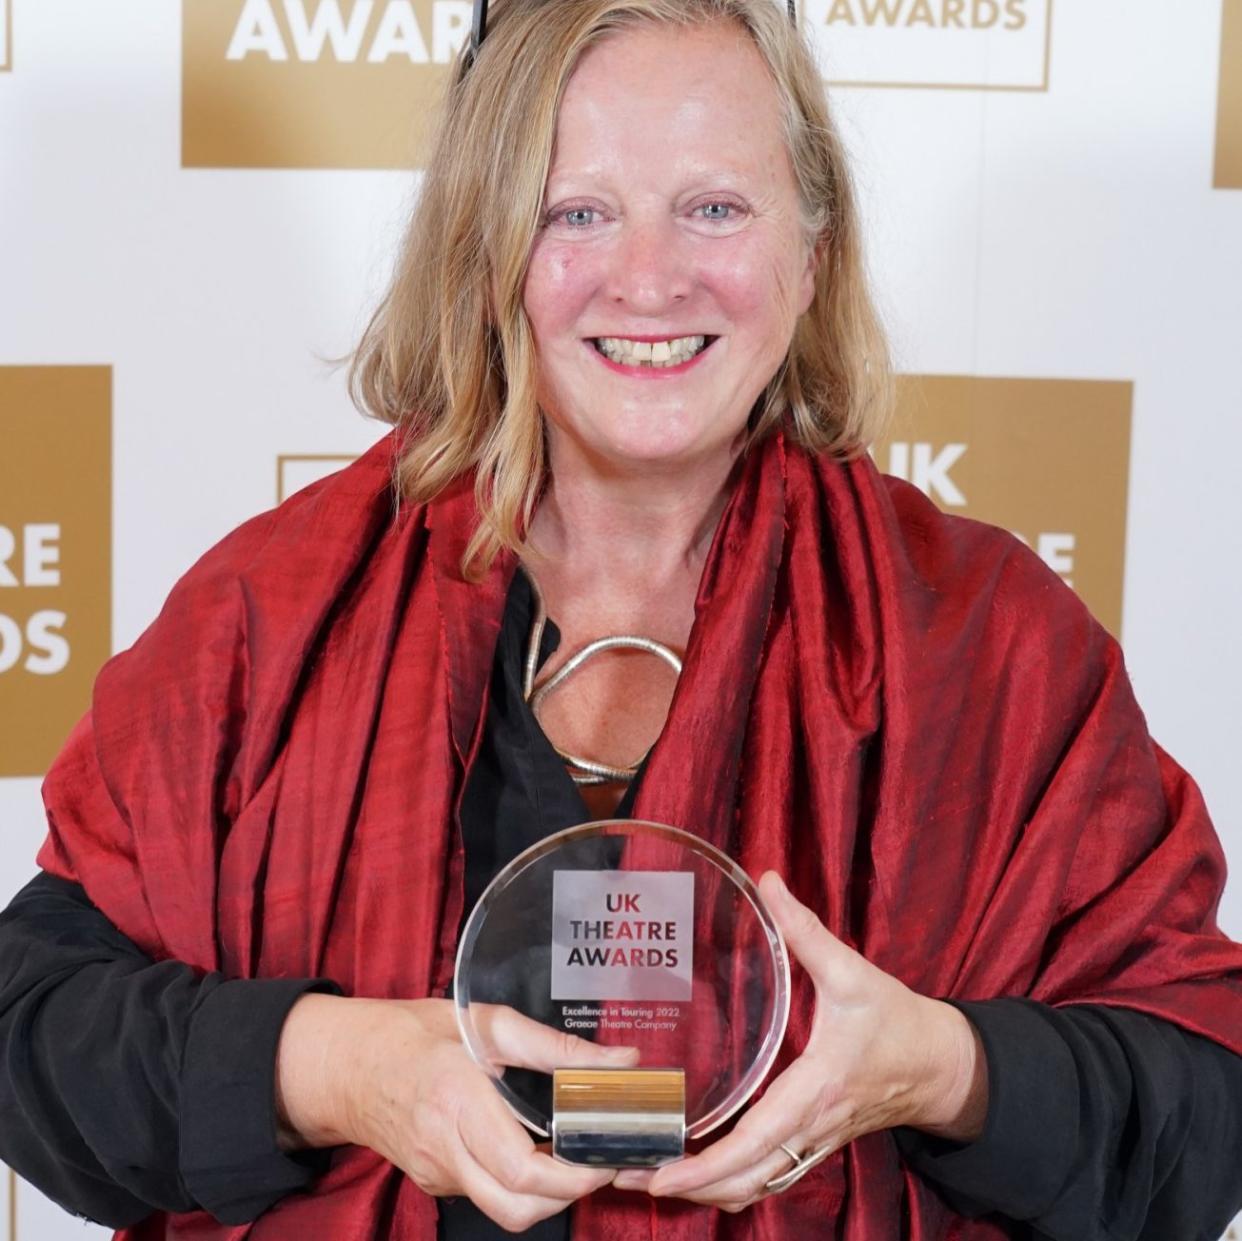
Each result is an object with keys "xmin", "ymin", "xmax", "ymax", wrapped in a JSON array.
[{"xmin": 522, "ymin": 19, "xmax": 817, "ymax": 475}]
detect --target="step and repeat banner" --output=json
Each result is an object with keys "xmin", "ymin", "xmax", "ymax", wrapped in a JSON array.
[{"xmin": 1, "ymin": 1, "xmax": 1240, "ymax": 1237}]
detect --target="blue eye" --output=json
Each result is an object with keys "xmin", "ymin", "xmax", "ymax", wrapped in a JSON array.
[
  {"xmin": 553, "ymin": 207, "xmax": 596, "ymax": 227},
  {"xmin": 697, "ymin": 202, "xmax": 735, "ymax": 221}
]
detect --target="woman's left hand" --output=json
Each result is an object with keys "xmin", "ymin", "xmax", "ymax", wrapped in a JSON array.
[{"xmin": 613, "ymin": 871, "xmax": 988, "ymax": 1212}]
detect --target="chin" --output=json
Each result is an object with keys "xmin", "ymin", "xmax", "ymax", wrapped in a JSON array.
[
  {"xmin": 598, "ymin": 436, "xmax": 729, "ymax": 475},
  {"xmin": 576, "ymin": 413, "xmax": 745, "ymax": 473}
]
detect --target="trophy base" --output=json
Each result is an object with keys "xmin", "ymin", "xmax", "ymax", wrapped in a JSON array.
[{"xmin": 551, "ymin": 1067, "xmax": 686, "ymax": 1167}]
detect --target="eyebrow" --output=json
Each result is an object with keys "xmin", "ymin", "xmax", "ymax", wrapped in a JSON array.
[{"xmin": 543, "ymin": 167, "xmax": 760, "ymax": 200}]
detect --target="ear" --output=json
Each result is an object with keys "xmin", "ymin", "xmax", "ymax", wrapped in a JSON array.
[{"xmin": 797, "ymin": 234, "xmax": 826, "ymax": 316}]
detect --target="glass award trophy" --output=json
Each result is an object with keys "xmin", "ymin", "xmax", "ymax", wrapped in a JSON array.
[{"xmin": 454, "ymin": 820, "xmax": 790, "ymax": 1167}]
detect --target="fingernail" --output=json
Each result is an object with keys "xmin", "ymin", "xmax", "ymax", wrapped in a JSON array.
[
  {"xmin": 767, "ymin": 871, "xmax": 791, "ymax": 901},
  {"xmin": 604, "ymin": 1044, "xmax": 638, "ymax": 1062}
]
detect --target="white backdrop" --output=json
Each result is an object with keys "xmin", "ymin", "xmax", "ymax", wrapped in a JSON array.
[{"xmin": 1, "ymin": 1, "xmax": 1239, "ymax": 1237}]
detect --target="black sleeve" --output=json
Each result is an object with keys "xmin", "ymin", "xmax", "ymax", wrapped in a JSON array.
[
  {"xmin": 894, "ymin": 997, "xmax": 1242, "ymax": 1241},
  {"xmin": 0, "ymin": 871, "xmax": 341, "ymax": 1228}
]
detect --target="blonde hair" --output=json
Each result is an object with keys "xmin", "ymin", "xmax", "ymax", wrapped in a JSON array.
[{"xmin": 349, "ymin": 0, "xmax": 892, "ymax": 572}]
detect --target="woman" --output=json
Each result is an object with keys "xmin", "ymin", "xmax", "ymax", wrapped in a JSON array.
[{"xmin": 2, "ymin": 0, "xmax": 1241, "ymax": 1237}]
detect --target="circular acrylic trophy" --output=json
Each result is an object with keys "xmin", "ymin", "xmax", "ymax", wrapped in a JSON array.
[{"xmin": 454, "ymin": 820, "xmax": 790, "ymax": 1167}]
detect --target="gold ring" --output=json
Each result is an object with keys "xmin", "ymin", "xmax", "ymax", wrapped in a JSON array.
[{"xmin": 763, "ymin": 1140, "xmax": 835, "ymax": 1194}]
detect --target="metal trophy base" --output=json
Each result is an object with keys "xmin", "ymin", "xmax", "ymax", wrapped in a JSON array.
[{"xmin": 551, "ymin": 1068, "xmax": 686, "ymax": 1167}]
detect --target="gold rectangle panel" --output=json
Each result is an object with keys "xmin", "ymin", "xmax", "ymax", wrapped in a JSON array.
[
  {"xmin": 181, "ymin": 0, "xmax": 454, "ymax": 169},
  {"xmin": 1217, "ymin": 0, "xmax": 1242, "ymax": 189},
  {"xmin": 0, "ymin": 367, "xmax": 112, "ymax": 778},
  {"xmin": 873, "ymin": 376, "xmax": 1132, "ymax": 638}
]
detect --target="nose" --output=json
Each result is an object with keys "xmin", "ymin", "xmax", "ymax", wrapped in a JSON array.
[{"xmin": 604, "ymin": 216, "xmax": 693, "ymax": 315}]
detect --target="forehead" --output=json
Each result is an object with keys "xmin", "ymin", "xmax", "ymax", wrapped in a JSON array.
[{"xmin": 546, "ymin": 21, "xmax": 789, "ymax": 193}]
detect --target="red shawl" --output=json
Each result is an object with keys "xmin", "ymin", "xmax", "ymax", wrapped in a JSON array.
[{"xmin": 39, "ymin": 428, "xmax": 1242, "ymax": 1240}]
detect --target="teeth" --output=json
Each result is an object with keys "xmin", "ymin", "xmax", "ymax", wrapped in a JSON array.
[{"xmin": 594, "ymin": 335, "xmax": 708, "ymax": 368}]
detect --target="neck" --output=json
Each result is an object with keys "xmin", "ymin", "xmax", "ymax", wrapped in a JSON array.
[{"xmin": 527, "ymin": 430, "xmax": 744, "ymax": 586}]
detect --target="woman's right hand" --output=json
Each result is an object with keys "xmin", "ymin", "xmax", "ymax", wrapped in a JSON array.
[
  {"xmin": 270, "ymin": 988, "xmax": 630, "ymax": 1232},
  {"xmin": 274, "ymin": 994, "xmax": 631, "ymax": 1233}
]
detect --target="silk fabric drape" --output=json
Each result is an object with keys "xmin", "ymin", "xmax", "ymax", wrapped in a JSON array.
[{"xmin": 40, "ymin": 429, "xmax": 1242, "ymax": 1239}]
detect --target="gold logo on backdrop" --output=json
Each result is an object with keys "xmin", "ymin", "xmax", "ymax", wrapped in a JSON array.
[
  {"xmin": 805, "ymin": 0, "xmax": 1052, "ymax": 91},
  {"xmin": 0, "ymin": 0, "xmax": 12, "ymax": 72},
  {"xmin": 873, "ymin": 376, "xmax": 1132, "ymax": 637},
  {"xmin": 277, "ymin": 453, "xmax": 358, "ymax": 502},
  {"xmin": 1217, "ymin": 0, "xmax": 1242, "ymax": 189},
  {"xmin": 0, "ymin": 368, "xmax": 112, "ymax": 778},
  {"xmin": 182, "ymin": 0, "xmax": 468, "ymax": 169}
]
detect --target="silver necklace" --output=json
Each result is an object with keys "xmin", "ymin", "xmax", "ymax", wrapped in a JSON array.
[{"xmin": 522, "ymin": 571, "xmax": 683, "ymax": 786}]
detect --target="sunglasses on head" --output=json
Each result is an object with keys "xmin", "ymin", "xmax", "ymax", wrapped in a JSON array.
[{"xmin": 461, "ymin": 0, "xmax": 799, "ymax": 73}]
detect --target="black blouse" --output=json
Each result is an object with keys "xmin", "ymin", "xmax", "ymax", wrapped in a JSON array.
[{"xmin": 0, "ymin": 570, "xmax": 1240, "ymax": 1239}]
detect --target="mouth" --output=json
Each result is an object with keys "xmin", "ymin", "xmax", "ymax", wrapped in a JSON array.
[{"xmin": 588, "ymin": 334, "xmax": 718, "ymax": 372}]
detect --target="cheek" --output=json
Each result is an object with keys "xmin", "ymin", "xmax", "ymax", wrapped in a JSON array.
[
  {"xmin": 702, "ymin": 242, "xmax": 804, "ymax": 341},
  {"xmin": 524, "ymin": 243, "xmax": 596, "ymax": 341}
]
